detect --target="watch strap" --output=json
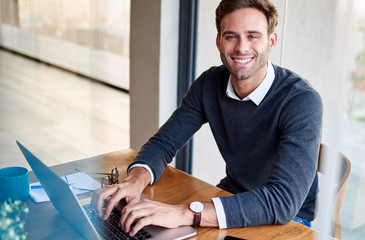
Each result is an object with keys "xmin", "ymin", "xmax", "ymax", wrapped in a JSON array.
[{"xmin": 192, "ymin": 212, "xmax": 202, "ymax": 227}]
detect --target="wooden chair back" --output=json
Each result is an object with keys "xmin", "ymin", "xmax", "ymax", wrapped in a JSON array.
[{"xmin": 317, "ymin": 143, "xmax": 351, "ymax": 240}]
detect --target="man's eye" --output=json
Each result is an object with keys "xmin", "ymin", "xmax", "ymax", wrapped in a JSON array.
[
  {"xmin": 248, "ymin": 35, "xmax": 257, "ymax": 40},
  {"xmin": 225, "ymin": 35, "xmax": 236, "ymax": 40}
]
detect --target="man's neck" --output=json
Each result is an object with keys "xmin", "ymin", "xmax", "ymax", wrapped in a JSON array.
[{"xmin": 230, "ymin": 64, "xmax": 268, "ymax": 100}]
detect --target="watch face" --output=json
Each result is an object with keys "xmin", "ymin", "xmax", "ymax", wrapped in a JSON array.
[{"xmin": 190, "ymin": 201, "xmax": 204, "ymax": 213}]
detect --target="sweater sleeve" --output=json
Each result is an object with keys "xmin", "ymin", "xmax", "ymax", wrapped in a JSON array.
[
  {"xmin": 219, "ymin": 89, "xmax": 323, "ymax": 227},
  {"xmin": 128, "ymin": 74, "xmax": 208, "ymax": 184}
]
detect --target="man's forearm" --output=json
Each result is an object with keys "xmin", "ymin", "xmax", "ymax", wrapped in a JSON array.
[
  {"xmin": 168, "ymin": 202, "xmax": 219, "ymax": 227},
  {"xmin": 200, "ymin": 202, "xmax": 219, "ymax": 227}
]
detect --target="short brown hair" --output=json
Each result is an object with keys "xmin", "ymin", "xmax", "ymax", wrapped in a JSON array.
[{"xmin": 216, "ymin": 0, "xmax": 278, "ymax": 34}]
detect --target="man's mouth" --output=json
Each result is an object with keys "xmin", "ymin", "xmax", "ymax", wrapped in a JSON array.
[{"xmin": 232, "ymin": 57, "xmax": 254, "ymax": 64}]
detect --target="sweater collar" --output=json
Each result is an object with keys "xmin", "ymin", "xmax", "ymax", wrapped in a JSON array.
[{"xmin": 226, "ymin": 60, "xmax": 275, "ymax": 106}]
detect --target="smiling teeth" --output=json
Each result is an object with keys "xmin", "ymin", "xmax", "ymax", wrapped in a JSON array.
[{"xmin": 233, "ymin": 58, "xmax": 252, "ymax": 64}]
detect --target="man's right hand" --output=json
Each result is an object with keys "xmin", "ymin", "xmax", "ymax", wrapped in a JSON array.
[{"xmin": 91, "ymin": 167, "xmax": 152, "ymax": 220}]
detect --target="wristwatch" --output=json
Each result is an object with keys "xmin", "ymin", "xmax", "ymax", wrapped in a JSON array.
[{"xmin": 189, "ymin": 201, "xmax": 204, "ymax": 227}]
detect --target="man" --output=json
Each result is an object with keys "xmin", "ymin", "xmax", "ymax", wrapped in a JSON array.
[{"xmin": 93, "ymin": 0, "xmax": 323, "ymax": 236}]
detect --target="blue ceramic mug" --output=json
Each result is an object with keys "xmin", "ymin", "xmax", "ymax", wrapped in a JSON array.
[{"xmin": 0, "ymin": 166, "xmax": 30, "ymax": 202}]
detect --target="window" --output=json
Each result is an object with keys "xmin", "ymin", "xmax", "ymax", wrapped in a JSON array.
[{"xmin": 0, "ymin": 0, "xmax": 130, "ymax": 89}]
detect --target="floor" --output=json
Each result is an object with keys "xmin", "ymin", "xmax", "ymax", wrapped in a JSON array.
[
  {"xmin": 1, "ymin": 49, "xmax": 365, "ymax": 239},
  {"xmin": 0, "ymin": 49, "xmax": 130, "ymax": 170}
]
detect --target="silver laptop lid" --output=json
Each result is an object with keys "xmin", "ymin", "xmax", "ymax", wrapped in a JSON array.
[
  {"xmin": 16, "ymin": 141, "xmax": 101, "ymax": 240},
  {"xmin": 17, "ymin": 141, "xmax": 196, "ymax": 240}
]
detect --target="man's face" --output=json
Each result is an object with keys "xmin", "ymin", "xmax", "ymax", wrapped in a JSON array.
[{"xmin": 216, "ymin": 7, "xmax": 277, "ymax": 82}]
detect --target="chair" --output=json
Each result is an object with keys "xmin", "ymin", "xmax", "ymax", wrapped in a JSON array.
[{"xmin": 317, "ymin": 143, "xmax": 351, "ymax": 240}]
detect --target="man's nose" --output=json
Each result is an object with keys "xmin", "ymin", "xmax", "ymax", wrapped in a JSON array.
[{"xmin": 234, "ymin": 37, "xmax": 249, "ymax": 53}]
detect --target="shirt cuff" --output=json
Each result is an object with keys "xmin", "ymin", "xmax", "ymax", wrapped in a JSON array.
[
  {"xmin": 211, "ymin": 197, "xmax": 227, "ymax": 229},
  {"xmin": 128, "ymin": 163, "xmax": 154, "ymax": 185}
]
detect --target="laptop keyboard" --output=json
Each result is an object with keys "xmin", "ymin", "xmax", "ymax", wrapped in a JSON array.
[{"xmin": 83, "ymin": 203, "xmax": 153, "ymax": 240}]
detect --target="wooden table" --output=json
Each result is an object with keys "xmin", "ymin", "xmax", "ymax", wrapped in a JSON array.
[{"xmin": 25, "ymin": 149, "xmax": 317, "ymax": 239}]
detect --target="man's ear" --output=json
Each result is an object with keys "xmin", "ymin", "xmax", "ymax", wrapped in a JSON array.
[
  {"xmin": 216, "ymin": 33, "xmax": 221, "ymax": 50},
  {"xmin": 269, "ymin": 32, "xmax": 278, "ymax": 52}
]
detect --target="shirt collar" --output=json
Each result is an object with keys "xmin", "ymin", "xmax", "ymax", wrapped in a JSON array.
[{"xmin": 226, "ymin": 60, "xmax": 275, "ymax": 106}]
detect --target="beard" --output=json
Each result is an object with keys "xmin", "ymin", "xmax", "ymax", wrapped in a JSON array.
[{"xmin": 220, "ymin": 43, "xmax": 270, "ymax": 81}]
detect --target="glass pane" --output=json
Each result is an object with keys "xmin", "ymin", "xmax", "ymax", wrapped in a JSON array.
[
  {"xmin": 340, "ymin": 0, "xmax": 365, "ymax": 239},
  {"xmin": 1, "ymin": 0, "xmax": 130, "ymax": 89}
]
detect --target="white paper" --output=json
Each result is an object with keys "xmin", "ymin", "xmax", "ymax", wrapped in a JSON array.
[{"xmin": 29, "ymin": 172, "xmax": 101, "ymax": 203}]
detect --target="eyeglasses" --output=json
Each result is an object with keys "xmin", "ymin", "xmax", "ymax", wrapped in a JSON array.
[
  {"xmin": 100, "ymin": 167, "xmax": 119, "ymax": 188},
  {"xmin": 74, "ymin": 167, "xmax": 119, "ymax": 188}
]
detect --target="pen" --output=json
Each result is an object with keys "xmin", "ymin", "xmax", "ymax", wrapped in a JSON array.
[{"xmin": 31, "ymin": 181, "xmax": 75, "ymax": 189}]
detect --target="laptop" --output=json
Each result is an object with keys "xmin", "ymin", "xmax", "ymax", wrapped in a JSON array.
[{"xmin": 16, "ymin": 141, "xmax": 196, "ymax": 240}]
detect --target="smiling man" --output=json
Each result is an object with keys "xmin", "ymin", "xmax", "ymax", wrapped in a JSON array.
[
  {"xmin": 93, "ymin": 0, "xmax": 323, "ymax": 236},
  {"xmin": 217, "ymin": 6, "xmax": 277, "ymax": 99}
]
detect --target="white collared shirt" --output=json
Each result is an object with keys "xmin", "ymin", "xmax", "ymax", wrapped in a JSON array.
[{"xmin": 212, "ymin": 61, "xmax": 275, "ymax": 229}]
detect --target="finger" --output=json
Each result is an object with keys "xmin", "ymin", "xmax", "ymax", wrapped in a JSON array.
[
  {"xmin": 103, "ymin": 194, "xmax": 121, "ymax": 219},
  {"xmin": 103, "ymin": 186, "xmax": 136, "ymax": 220},
  {"xmin": 125, "ymin": 195, "xmax": 140, "ymax": 205},
  {"xmin": 93, "ymin": 189, "xmax": 107, "ymax": 218},
  {"xmin": 121, "ymin": 200, "xmax": 152, "ymax": 233},
  {"xmin": 129, "ymin": 215, "xmax": 155, "ymax": 237},
  {"xmin": 95, "ymin": 186, "xmax": 118, "ymax": 218},
  {"xmin": 120, "ymin": 203, "xmax": 136, "ymax": 232}
]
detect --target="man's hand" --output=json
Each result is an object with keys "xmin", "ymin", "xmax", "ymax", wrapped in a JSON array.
[
  {"xmin": 120, "ymin": 200, "xmax": 219, "ymax": 236},
  {"xmin": 119, "ymin": 199, "xmax": 193, "ymax": 236},
  {"xmin": 91, "ymin": 167, "xmax": 151, "ymax": 220}
]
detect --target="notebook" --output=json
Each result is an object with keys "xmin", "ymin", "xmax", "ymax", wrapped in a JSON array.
[{"xmin": 17, "ymin": 141, "xmax": 196, "ymax": 240}]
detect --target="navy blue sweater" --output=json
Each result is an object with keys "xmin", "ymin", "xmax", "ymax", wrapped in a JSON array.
[{"xmin": 130, "ymin": 64, "xmax": 323, "ymax": 227}]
